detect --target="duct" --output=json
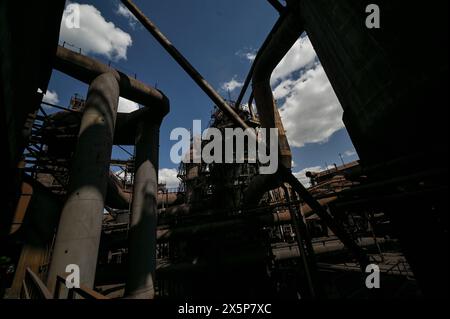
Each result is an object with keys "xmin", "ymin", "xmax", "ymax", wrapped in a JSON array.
[
  {"xmin": 125, "ymin": 113, "xmax": 164, "ymax": 299},
  {"xmin": 251, "ymin": 2, "xmax": 302, "ymax": 170},
  {"xmin": 47, "ymin": 72, "xmax": 120, "ymax": 293},
  {"xmin": 243, "ymin": 2, "xmax": 369, "ymax": 268},
  {"xmin": 54, "ymin": 46, "xmax": 169, "ymax": 116},
  {"xmin": 243, "ymin": 3, "xmax": 302, "ymax": 206}
]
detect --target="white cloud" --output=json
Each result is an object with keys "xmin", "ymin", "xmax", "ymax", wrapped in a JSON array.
[
  {"xmin": 221, "ymin": 76, "xmax": 243, "ymax": 92},
  {"xmin": 269, "ymin": 33, "xmax": 344, "ymax": 148},
  {"xmin": 118, "ymin": 97, "xmax": 139, "ymax": 113},
  {"xmin": 236, "ymin": 49, "xmax": 257, "ymax": 62},
  {"xmin": 159, "ymin": 168, "xmax": 180, "ymax": 189},
  {"xmin": 271, "ymin": 35, "xmax": 317, "ymax": 85},
  {"xmin": 293, "ymin": 166, "xmax": 322, "ymax": 187},
  {"xmin": 42, "ymin": 90, "xmax": 59, "ymax": 104},
  {"xmin": 273, "ymin": 78, "xmax": 297, "ymax": 100},
  {"xmin": 116, "ymin": 3, "xmax": 138, "ymax": 29},
  {"xmin": 60, "ymin": 3, "xmax": 132, "ymax": 61},
  {"xmin": 244, "ymin": 52, "xmax": 256, "ymax": 61},
  {"xmin": 277, "ymin": 64, "xmax": 344, "ymax": 148}
]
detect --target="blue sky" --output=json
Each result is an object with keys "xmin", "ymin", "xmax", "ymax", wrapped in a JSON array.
[{"xmin": 44, "ymin": 0, "xmax": 359, "ymax": 187}]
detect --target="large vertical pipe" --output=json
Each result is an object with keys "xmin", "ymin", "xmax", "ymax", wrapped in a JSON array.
[
  {"xmin": 246, "ymin": 1, "xmax": 369, "ymax": 269},
  {"xmin": 47, "ymin": 72, "xmax": 119, "ymax": 292},
  {"xmin": 252, "ymin": 4, "xmax": 302, "ymax": 170},
  {"xmin": 125, "ymin": 114, "xmax": 161, "ymax": 299}
]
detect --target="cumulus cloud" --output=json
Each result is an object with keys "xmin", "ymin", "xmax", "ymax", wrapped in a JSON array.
[
  {"xmin": 116, "ymin": 3, "xmax": 139, "ymax": 29},
  {"xmin": 42, "ymin": 90, "xmax": 59, "ymax": 104},
  {"xmin": 236, "ymin": 49, "xmax": 257, "ymax": 62},
  {"xmin": 118, "ymin": 97, "xmax": 139, "ymax": 113},
  {"xmin": 159, "ymin": 168, "xmax": 180, "ymax": 189},
  {"xmin": 268, "ymin": 34, "xmax": 344, "ymax": 148},
  {"xmin": 221, "ymin": 76, "xmax": 244, "ymax": 92},
  {"xmin": 293, "ymin": 166, "xmax": 322, "ymax": 187},
  {"xmin": 271, "ymin": 35, "xmax": 317, "ymax": 85},
  {"xmin": 273, "ymin": 78, "xmax": 298, "ymax": 100},
  {"xmin": 244, "ymin": 52, "xmax": 256, "ymax": 61},
  {"xmin": 60, "ymin": 3, "xmax": 132, "ymax": 61}
]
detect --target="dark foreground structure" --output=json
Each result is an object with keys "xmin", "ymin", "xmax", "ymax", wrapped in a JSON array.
[{"xmin": 0, "ymin": 0, "xmax": 448, "ymax": 299}]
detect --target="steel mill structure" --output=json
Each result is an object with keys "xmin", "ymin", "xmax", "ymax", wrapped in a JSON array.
[{"xmin": 0, "ymin": 0, "xmax": 448, "ymax": 299}]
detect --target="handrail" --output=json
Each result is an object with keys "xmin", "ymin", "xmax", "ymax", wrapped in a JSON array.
[
  {"xmin": 20, "ymin": 268, "xmax": 52, "ymax": 299},
  {"xmin": 20, "ymin": 268, "xmax": 104, "ymax": 300},
  {"xmin": 54, "ymin": 274, "xmax": 109, "ymax": 299}
]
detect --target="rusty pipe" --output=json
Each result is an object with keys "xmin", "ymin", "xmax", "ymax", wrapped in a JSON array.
[
  {"xmin": 55, "ymin": 46, "xmax": 169, "ymax": 115},
  {"xmin": 251, "ymin": 3, "xmax": 302, "ymax": 170},
  {"xmin": 243, "ymin": 2, "xmax": 369, "ymax": 268}
]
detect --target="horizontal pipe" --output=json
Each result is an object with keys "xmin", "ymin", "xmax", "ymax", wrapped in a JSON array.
[{"xmin": 54, "ymin": 46, "xmax": 169, "ymax": 115}]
